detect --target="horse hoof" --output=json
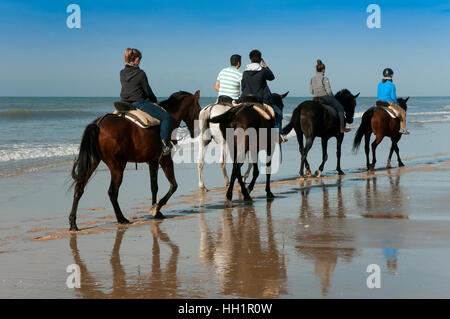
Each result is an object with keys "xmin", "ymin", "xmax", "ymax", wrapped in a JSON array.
[
  {"xmin": 247, "ymin": 186, "xmax": 254, "ymax": 193},
  {"xmin": 315, "ymin": 170, "xmax": 322, "ymax": 177},
  {"xmin": 69, "ymin": 225, "xmax": 79, "ymax": 232},
  {"xmin": 338, "ymin": 170, "xmax": 345, "ymax": 176},
  {"xmin": 267, "ymin": 192, "xmax": 275, "ymax": 199},
  {"xmin": 226, "ymin": 200, "xmax": 232, "ymax": 208},
  {"xmin": 399, "ymin": 163, "xmax": 405, "ymax": 167},
  {"xmin": 119, "ymin": 218, "xmax": 130, "ymax": 225},
  {"xmin": 386, "ymin": 165, "xmax": 391, "ymax": 169},
  {"xmin": 200, "ymin": 186, "xmax": 209, "ymax": 192},
  {"xmin": 306, "ymin": 170, "xmax": 312, "ymax": 177},
  {"xmin": 154, "ymin": 212, "xmax": 165, "ymax": 219}
]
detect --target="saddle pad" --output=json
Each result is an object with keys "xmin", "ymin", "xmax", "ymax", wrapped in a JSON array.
[
  {"xmin": 113, "ymin": 109, "xmax": 160, "ymax": 128},
  {"xmin": 381, "ymin": 106, "xmax": 399, "ymax": 119}
]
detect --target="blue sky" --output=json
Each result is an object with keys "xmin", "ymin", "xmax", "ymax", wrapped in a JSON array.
[{"xmin": 0, "ymin": 0, "xmax": 449, "ymax": 97}]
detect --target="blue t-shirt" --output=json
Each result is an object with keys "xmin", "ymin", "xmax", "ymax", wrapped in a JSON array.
[{"xmin": 377, "ymin": 80, "xmax": 398, "ymax": 104}]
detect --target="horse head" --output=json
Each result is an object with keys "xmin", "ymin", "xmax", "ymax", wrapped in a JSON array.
[
  {"xmin": 335, "ymin": 89, "xmax": 359, "ymax": 124},
  {"xmin": 397, "ymin": 97, "xmax": 409, "ymax": 112},
  {"xmin": 161, "ymin": 90, "xmax": 201, "ymax": 138},
  {"xmin": 272, "ymin": 91, "xmax": 289, "ymax": 111}
]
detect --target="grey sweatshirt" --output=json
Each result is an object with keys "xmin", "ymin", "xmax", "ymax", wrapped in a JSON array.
[{"xmin": 309, "ymin": 72, "xmax": 333, "ymax": 97}]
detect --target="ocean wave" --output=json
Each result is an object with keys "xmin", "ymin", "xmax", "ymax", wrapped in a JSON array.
[
  {"xmin": 0, "ymin": 144, "xmax": 79, "ymax": 162},
  {"xmin": 0, "ymin": 109, "xmax": 101, "ymax": 121},
  {"xmin": 409, "ymin": 116, "xmax": 450, "ymax": 124}
]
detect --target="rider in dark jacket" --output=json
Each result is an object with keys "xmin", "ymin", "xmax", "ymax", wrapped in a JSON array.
[{"xmin": 120, "ymin": 48, "xmax": 172, "ymax": 155}]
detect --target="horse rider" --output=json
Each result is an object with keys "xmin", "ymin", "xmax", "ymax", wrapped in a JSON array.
[
  {"xmin": 215, "ymin": 54, "xmax": 243, "ymax": 101},
  {"xmin": 240, "ymin": 49, "xmax": 286, "ymax": 142},
  {"xmin": 377, "ymin": 68, "xmax": 410, "ymax": 134},
  {"xmin": 120, "ymin": 48, "xmax": 173, "ymax": 155},
  {"xmin": 310, "ymin": 59, "xmax": 351, "ymax": 133}
]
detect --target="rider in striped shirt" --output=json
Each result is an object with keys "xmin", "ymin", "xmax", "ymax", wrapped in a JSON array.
[{"xmin": 215, "ymin": 55, "xmax": 242, "ymax": 101}]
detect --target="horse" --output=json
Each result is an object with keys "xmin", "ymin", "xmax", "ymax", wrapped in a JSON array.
[
  {"xmin": 197, "ymin": 93, "xmax": 288, "ymax": 191},
  {"xmin": 209, "ymin": 92, "xmax": 288, "ymax": 206},
  {"xmin": 69, "ymin": 91, "xmax": 201, "ymax": 231},
  {"xmin": 282, "ymin": 89, "xmax": 359, "ymax": 178},
  {"xmin": 353, "ymin": 97, "xmax": 409, "ymax": 170}
]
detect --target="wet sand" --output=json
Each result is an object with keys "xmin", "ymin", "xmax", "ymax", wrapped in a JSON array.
[{"xmin": 1, "ymin": 120, "xmax": 450, "ymax": 298}]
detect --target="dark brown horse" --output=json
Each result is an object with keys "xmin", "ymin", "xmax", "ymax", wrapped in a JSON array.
[
  {"xmin": 69, "ymin": 91, "xmax": 201, "ymax": 231},
  {"xmin": 282, "ymin": 89, "xmax": 359, "ymax": 178},
  {"xmin": 209, "ymin": 92, "xmax": 288, "ymax": 206},
  {"xmin": 353, "ymin": 97, "xmax": 409, "ymax": 170}
]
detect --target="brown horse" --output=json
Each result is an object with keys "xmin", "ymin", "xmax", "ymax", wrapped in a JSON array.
[
  {"xmin": 353, "ymin": 97, "xmax": 409, "ymax": 170},
  {"xmin": 69, "ymin": 91, "xmax": 201, "ymax": 231}
]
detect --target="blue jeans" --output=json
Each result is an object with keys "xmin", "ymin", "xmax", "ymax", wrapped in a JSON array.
[
  {"xmin": 132, "ymin": 101, "xmax": 171, "ymax": 140},
  {"xmin": 272, "ymin": 104, "xmax": 283, "ymax": 132}
]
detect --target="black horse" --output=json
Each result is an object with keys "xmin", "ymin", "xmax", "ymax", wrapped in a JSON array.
[
  {"xmin": 282, "ymin": 89, "xmax": 359, "ymax": 177},
  {"xmin": 209, "ymin": 92, "xmax": 288, "ymax": 206}
]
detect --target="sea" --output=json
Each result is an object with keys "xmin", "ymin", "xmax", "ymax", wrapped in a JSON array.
[{"xmin": 1, "ymin": 96, "xmax": 449, "ymax": 178}]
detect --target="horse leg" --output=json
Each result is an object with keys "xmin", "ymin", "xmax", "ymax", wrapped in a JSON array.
[
  {"xmin": 107, "ymin": 162, "xmax": 129, "ymax": 224},
  {"xmin": 153, "ymin": 156, "xmax": 178, "ymax": 218},
  {"xmin": 235, "ymin": 163, "xmax": 252, "ymax": 201},
  {"xmin": 197, "ymin": 137, "xmax": 210, "ymax": 191},
  {"xmin": 387, "ymin": 139, "xmax": 395, "ymax": 168},
  {"xmin": 392, "ymin": 135, "xmax": 404, "ymax": 167},
  {"xmin": 69, "ymin": 161, "xmax": 99, "ymax": 231},
  {"xmin": 300, "ymin": 136, "xmax": 314, "ymax": 178},
  {"xmin": 243, "ymin": 162, "xmax": 252, "ymax": 183},
  {"xmin": 247, "ymin": 163, "xmax": 259, "ymax": 193},
  {"xmin": 148, "ymin": 159, "xmax": 159, "ymax": 206},
  {"xmin": 226, "ymin": 162, "xmax": 238, "ymax": 207},
  {"xmin": 364, "ymin": 133, "xmax": 371, "ymax": 170},
  {"xmin": 370, "ymin": 135, "xmax": 384, "ymax": 170},
  {"xmin": 220, "ymin": 141, "xmax": 230, "ymax": 187},
  {"xmin": 316, "ymin": 137, "xmax": 328, "ymax": 177},
  {"xmin": 336, "ymin": 134, "xmax": 345, "ymax": 175},
  {"xmin": 265, "ymin": 160, "xmax": 274, "ymax": 199}
]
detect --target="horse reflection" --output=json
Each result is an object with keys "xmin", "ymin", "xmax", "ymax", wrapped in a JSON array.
[
  {"xmin": 69, "ymin": 221, "xmax": 180, "ymax": 298},
  {"xmin": 199, "ymin": 201, "xmax": 287, "ymax": 297},
  {"xmin": 296, "ymin": 177, "xmax": 356, "ymax": 296}
]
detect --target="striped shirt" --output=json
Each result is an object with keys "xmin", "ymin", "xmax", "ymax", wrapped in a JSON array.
[{"xmin": 216, "ymin": 67, "xmax": 242, "ymax": 100}]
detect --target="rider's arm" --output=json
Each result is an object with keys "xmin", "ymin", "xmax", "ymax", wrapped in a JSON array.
[
  {"xmin": 391, "ymin": 83, "xmax": 399, "ymax": 104},
  {"xmin": 323, "ymin": 76, "xmax": 333, "ymax": 96},
  {"xmin": 264, "ymin": 67, "xmax": 275, "ymax": 81},
  {"xmin": 309, "ymin": 78, "xmax": 314, "ymax": 95},
  {"xmin": 141, "ymin": 72, "xmax": 157, "ymax": 103},
  {"xmin": 215, "ymin": 81, "xmax": 220, "ymax": 91}
]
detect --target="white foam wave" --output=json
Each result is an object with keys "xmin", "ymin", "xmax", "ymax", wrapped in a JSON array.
[
  {"xmin": 0, "ymin": 144, "xmax": 78, "ymax": 162},
  {"xmin": 409, "ymin": 116, "xmax": 450, "ymax": 124}
]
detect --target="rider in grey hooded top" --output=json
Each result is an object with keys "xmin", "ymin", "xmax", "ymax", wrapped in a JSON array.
[{"xmin": 310, "ymin": 60, "xmax": 350, "ymax": 133}]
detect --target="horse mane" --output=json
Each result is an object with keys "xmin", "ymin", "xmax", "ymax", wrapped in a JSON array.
[{"xmin": 159, "ymin": 91, "xmax": 193, "ymax": 113}]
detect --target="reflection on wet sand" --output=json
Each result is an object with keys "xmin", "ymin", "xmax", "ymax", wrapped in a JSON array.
[
  {"xmin": 199, "ymin": 201, "xmax": 287, "ymax": 298},
  {"xmin": 355, "ymin": 171, "xmax": 408, "ymax": 219},
  {"xmin": 70, "ymin": 222, "xmax": 180, "ymax": 298},
  {"xmin": 296, "ymin": 177, "xmax": 356, "ymax": 296}
]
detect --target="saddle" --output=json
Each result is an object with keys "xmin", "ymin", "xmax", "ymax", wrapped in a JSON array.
[
  {"xmin": 376, "ymin": 100, "xmax": 399, "ymax": 119},
  {"xmin": 113, "ymin": 101, "xmax": 160, "ymax": 129}
]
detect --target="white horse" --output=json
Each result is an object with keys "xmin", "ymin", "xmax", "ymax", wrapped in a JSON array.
[{"xmin": 197, "ymin": 98, "xmax": 252, "ymax": 192}]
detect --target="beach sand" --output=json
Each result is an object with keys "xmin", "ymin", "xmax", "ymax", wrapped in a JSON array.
[{"xmin": 1, "ymin": 121, "xmax": 450, "ymax": 298}]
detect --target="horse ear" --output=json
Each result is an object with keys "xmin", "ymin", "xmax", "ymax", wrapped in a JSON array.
[
  {"xmin": 405, "ymin": 96, "xmax": 410, "ymax": 102},
  {"xmin": 280, "ymin": 91, "xmax": 289, "ymax": 99},
  {"xmin": 194, "ymin": 90, "xmax": 200, "ymax": 102},
  {"xmin": 354, "ymin": 92, "xmax": 360, "ymax": 98}
]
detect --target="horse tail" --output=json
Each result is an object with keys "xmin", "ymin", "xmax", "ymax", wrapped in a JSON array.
[
  {"xmin": 208, "ymin": 108, "xmax": 235, "ymax": 124},
  {"xmin": 282, "ymin": 106, "xmax": 301, "ymax": 135},
  {"xmin": 353, "ymin": 107, "xmax": 375, "ymax": 153},
  {"xmin": 70, "ymin": 123, "xmax": 101, "ymax": 189}
]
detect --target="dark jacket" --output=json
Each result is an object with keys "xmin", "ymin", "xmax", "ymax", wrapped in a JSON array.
[
  {"xmin": 240, "ymin": 67, "xmax": 275, "ymax": 105},
  {"xmin": 120, "ymin": 65, "xmax": 157, "ymax": 103}
]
